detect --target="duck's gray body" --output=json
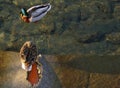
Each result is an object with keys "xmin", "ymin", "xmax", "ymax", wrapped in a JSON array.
[{"xmin": 27, "ymin": 3, "xmax": 51, "ymax": 22}]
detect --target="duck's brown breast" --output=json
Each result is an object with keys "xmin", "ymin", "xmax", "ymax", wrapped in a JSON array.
[{"xmin": 28, "ymin": 62, "xmax": 39, "ymax": 85}]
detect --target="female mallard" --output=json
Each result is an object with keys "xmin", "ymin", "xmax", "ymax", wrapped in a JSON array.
[
  {"xmin": 20, "ymin": 41, "xmax": 38, "ymax": 71},
  {"xmin": 20, "ymin": 3, "xmax": 51, "ymax": 23},
  {"xmin": 20, "ymin": 41, "xmax": 43, "ymax": 86}
]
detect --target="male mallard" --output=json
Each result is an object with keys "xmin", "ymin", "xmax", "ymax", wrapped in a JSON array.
[{"xmin": 20, "ymin": 3, "xmax": 51, "ymax": 23}]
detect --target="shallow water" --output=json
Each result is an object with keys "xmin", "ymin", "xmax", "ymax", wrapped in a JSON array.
[{"xmin": 0, "ymin": 0, "xmax": 120, "ymax": 55}]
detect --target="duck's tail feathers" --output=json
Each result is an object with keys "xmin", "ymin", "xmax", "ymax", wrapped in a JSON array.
[{"xmin": 47, "ymin": 3, "xmax": 51, "ymax": 12}]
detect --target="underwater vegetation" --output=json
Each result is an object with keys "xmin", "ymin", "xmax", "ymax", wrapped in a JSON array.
[
  {"xmin": 0, "ymin": 1, "xmax": 120, "ymax": 88},
  {"xmin": 0, "ymin": 0, "xmax": 120, "ymax": 55}
]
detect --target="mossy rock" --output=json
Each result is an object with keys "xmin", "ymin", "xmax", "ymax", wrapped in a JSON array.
[
  {"xmin": 106, "ymin": 32, "xmax": 120, "ymax": 44},
  {"xmin": 113, "ymin": 5, "xmax": 120, "ymax": 19}
]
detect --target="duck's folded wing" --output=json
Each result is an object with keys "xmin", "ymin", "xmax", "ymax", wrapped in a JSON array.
[
  {"xmin": 27, "ymin": 4, "xmax": 51, "ymax": 17},
  {"xmin": 29, "ymin": 11, "xmax": 48, "ymax": 22}
]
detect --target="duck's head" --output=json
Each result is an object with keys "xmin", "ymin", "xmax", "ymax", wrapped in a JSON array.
[
  {"xmin": 20, "ymin": 8, "xmax": 28, "ymax": 17},
  {"xmin": 20, "ymin": 8, "xmax": 29, "ymax": 22}
]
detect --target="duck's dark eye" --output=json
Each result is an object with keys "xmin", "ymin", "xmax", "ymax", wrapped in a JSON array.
[
  {"xmin": 21, "ymin": 14, "xmax": 23, "ymax": 16},
  {"xmin": 20, "ymin": 12, "xmax": 23, "ymax": 16}
]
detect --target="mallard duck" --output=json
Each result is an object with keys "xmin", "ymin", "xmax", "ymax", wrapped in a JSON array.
[
  {"xmin": 20, "ymin": 41, "xmax": 37, "ymax": 71},
  {"xmin": 20, "ymin": 41, "xmax": 43, "ymax": 86},
  {"xmin": 20, "ymin": 3, "xmax": 51, "ymax": 23}
]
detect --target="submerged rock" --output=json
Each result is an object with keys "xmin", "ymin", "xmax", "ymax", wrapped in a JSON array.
[
  {"xmin": 0, "ymin": 51, "xmax": 62, "ymax": 88},
  {"xmin": 106, "ymin": 32, "xmax": 120, "ymax": 44}
]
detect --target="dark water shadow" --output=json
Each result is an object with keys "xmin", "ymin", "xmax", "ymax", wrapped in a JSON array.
[
  {"xmin": 38, "ymin": 56, "xmax": 62, "ymax": 88},
  {"xmin": 64, "ymin": 55, "xmax": 120, "ymax": 74}
]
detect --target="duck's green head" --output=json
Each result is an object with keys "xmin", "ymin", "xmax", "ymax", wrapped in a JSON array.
[{"xmin": 20, "ymin": 8, "xmax": 29, "ymax": 17}]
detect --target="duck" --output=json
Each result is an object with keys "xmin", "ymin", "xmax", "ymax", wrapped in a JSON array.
[
  {"xmin": 20, "ymin": 3, "xmax": 51, "ymax": 23},
  {"xmin": 20, "ymin": 41, "xmax": 38, "ymax": 71},
  {"xmin": 20, "ymin": 41, "xmax": 43, "ymax": 86}
]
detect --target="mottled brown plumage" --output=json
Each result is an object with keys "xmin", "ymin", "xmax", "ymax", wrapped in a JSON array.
[
  {"xmin": 20, "ymin": 41, "xmax": 43, "ymax": 87},
  {"xmin": 20, "ymin": 41, "xmax": 37, "ymax": 70}
]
